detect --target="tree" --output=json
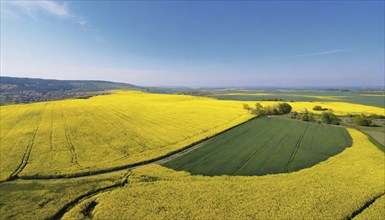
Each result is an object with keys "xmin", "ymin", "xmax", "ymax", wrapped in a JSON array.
[
  {"xmin": 252, "ymin": 103, "xmax": 265, "ymax": 115},
  {"xmin": 243, "ymin": 104, "xmax": 251, "ymax": 111},
  {"xmin": 277, "ymin": 103, "xmax": 292, "ymax": 114}
]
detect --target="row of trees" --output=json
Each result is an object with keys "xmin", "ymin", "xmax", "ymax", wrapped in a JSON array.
[
  {"xmin": 244, "ymin": 103, "xmax": 292, "ymax": 115},
  {"xmin": 290, "ymin": 109, "xmax": 340, "ymax": 125}
]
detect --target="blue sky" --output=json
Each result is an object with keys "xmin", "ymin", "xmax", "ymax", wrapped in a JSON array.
[{"xmin": 1, "ymin": 1, "xmax": 384, "ymax": 87}]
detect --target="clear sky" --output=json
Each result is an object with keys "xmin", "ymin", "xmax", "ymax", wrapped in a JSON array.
[{"xmin": 1, "ymin": 0, "xmax": 384, "ymax": 87}]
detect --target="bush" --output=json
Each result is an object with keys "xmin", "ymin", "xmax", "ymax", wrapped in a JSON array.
[
  {"xmin": 313, "ymin": 105, "xmax": 328, "ymax": 111},
  {"xmin": 352, "ymin": 115, "xmax": 372, "ymax": 126},
  {"xmin": 308, "ymin": 112, "xmax": 316, "ymax": 122},
  {"xmin": 277, "ymin": 103, "xmax": 292, "ymax": 114},
  {"xmin": 321, "ymin": 112, "xmax": 340, "ymax": 125},
  {"xmin": 301, "ymin": 113, "xmax": 310, "ymax": 122}
]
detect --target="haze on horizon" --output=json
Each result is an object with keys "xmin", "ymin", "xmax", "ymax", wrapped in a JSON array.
[{"xmin": 1, "ymin": 1, "xmax": 384, "ymax": 87}]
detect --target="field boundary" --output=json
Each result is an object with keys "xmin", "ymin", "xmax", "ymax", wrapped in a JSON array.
[
  {"xmin": 11, "ymin": 115, "xmax": 260, "ymax": 181},
  {"xmin": 346, "ymin": 192, "xmax": 385, "ymax": 220},
  {"xmin": 359, "ymin": 130, "xmax": 385, "ymax": 153}
]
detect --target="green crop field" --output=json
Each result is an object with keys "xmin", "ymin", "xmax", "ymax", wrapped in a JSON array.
[{"xmin": 164, "ymin": 117, "xmax": 352, "ymax": 176}]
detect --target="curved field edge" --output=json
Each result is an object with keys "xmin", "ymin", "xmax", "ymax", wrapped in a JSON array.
[
  {"xmin": 63, "ymin": 129, "xmax": 385, "ymax": 220},
  {"xmin": 164, "ymin": 117, "xmax": 353, "ymax": 176}
]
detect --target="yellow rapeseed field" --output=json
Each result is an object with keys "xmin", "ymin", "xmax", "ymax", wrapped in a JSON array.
[
  {"xmin": 63, "ymin": 129, "xmax": 385, "ymax": 220},
  {"xmin": 0, "ymin": 91, "xmax": 253, "ymax": 180}
]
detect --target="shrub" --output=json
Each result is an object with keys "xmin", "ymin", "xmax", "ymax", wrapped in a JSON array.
[
  {"xmin": 289, "ymin": 111, "xmax": 298, "ymax": 119},
  {"xmin": 352, "ymin": 115, "xmax": 372, "ymax": 126},
  {"xmin": 301, "ymin": 113, "xmax": 310, "ymax": 122},
  {"xmin": 313, "ymin": 105, "xmax": 328, "ymax": 111},
  {"xmin": 321, "ymin": 112, "xmax": 340, "ymax": 125},
  {"xmin": 308, "ymin": 112, "xmax": 316, "ymax": 122}
]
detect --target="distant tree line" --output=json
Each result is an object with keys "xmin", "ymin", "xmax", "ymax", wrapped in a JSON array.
[{"xmin": 261, "ymin": 98, "xmax": 285, "ymax": 102}]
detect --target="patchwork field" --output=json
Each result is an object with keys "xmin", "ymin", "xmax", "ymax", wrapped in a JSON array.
[
  {"xmin": 0, "ymin": 91, "xmax": 384, "ymax": 220},
  {"xmin": 0, "ymin": 91, "xmax": 254, "ymax": 180},
  {"xmin": 164, "ymin": 117, "xmax": 352, "ymax": 176},
  {"xmin": 63, "ymin": 129, "xmax": 385, "ymax": 220},
  {"xmin": 210, "ymin": 90, "xmax": 385, "ymax": 108}
]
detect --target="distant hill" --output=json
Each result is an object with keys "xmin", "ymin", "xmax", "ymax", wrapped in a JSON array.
[{"xmin": 0, "ymin": 76, "xmax": 140, "ymax": 105}]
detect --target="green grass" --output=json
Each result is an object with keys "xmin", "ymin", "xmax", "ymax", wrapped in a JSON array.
[{"xmin": 164, "ymin": 117, "xmax": 352, "ymax": 176}]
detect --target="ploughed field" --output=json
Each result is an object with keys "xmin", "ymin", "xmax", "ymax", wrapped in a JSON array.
[{"xmin": 164, "ymin": 117, "xmax": 352, "ymax": 176}]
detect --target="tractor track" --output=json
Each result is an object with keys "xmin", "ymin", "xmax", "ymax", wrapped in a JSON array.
[
  {"xmin": 7, "ymin": 106, "xmax": 45, "ymax": 181},
  {"xmin": 287, "ymin": 123, "xmax": 309, "ymax": 172},
  {"xmin": 49, "ymin": 172, "xmax": 131, "ymax": 220},
  {"xmin": 61, "ymin": 107, "xmax": 81, "ymax": 168}
]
